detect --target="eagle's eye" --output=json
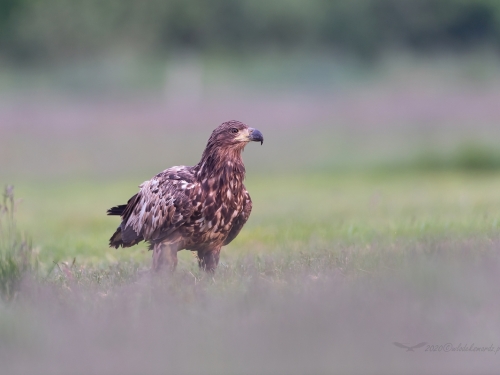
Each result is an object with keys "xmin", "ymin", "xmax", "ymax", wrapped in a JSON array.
[{"xmin": 230, "ymin": 128, "xmax": 239, "ymax": 134}]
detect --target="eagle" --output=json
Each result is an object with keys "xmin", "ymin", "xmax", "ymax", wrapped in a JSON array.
[{"xmin": 107, "ymin": 120, "xmax": 264, "ymax": 272}]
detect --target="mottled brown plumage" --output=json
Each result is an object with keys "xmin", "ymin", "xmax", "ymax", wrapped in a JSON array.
[{"xmin": 107, "ymin": 120, "xmax": 263, "ymax": 272}]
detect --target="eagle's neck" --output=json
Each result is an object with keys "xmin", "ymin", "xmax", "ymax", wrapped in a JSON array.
[{"xmin": 195, "ymin": 145, "xmax": 246, "ymax": 186}]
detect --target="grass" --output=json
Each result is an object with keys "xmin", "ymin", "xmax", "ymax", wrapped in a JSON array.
[
  {"xmin": 2, "ymin": 171, "xmax": 500, "ymax": 374},
  {"xmin": 11, "ymin": 170, "xmax": 500, "ymax": 268},
  {"xmin": 4, "ymin": 135, "xmax": 500, "ymax": 374},
  {"xmin": 0, "ymin": 186, "xmax": 37, "ymax": 301}
]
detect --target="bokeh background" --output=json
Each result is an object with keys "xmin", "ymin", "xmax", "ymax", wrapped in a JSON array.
[
  {"xmin": 2, "ymin": 2, "xmax": 500, "ymax": 374},
  {"xmin": 2, "ymin": 0, "xmax": 500, "ymax": 181}
]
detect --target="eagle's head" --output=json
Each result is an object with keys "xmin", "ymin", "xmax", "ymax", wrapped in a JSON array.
[
  {"xmin": 209, "ymin": 120, "xmax": 264, "ymax": 149},
  {"xmin": 198, "ymin": 120, "xmax": 263, "ymax": 177}
]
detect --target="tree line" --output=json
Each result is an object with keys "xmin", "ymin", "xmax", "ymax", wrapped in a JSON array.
[{"xmin": 1, "ymin": 0, "xmax": 499, "ymax": 62}]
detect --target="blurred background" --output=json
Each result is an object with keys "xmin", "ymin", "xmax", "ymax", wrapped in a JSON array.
[{"xmin": 1, "ymin": 0, "xmax": 500, "ymax": 181}]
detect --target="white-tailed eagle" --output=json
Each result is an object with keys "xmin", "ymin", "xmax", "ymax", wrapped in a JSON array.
[{"xmin": 107, "ymin": 120, "xmax": 263, "ymax": 272}]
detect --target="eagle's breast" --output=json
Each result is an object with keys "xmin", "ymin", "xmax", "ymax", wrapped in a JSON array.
[{"xmin": 181, "ymin": 171, "xmax": 245, "ymax": 250}]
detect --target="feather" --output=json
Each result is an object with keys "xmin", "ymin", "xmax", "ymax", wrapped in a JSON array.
[{"xmin": 107, "ymin": 204, "xmax": 126, "ymax": 216}]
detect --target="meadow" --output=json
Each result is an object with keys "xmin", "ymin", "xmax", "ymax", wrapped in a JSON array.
[{"xmin": 2, "ymin": 57, "xmax": 500, "ymax": 374}]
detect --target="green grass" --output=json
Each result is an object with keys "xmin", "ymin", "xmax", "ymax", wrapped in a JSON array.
[
  {"xmin": 11, "ymin": 170, "xmax": 500, "ymax": 270},
  {"xmin": 0, "ymin": 186, "xmax": 37, "ymax": 301}
]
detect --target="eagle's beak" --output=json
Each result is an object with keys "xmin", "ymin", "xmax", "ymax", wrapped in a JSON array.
[{"xmin": 248, "ymin": 128, "xmax": 264, "ymax": 145}]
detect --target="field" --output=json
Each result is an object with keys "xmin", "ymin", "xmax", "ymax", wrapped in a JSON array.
[{"xmin": 2, "ymin": 57, "xmax": 500, "ymax": 374}]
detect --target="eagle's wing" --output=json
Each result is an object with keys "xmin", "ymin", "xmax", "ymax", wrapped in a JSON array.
[
  {"xmin": 120, "ymin": 166, "xmax": 197, "ymax": 244},
  {"xmin": 223, "ymin": 188, "xmax": 252, "ymax": 246}
]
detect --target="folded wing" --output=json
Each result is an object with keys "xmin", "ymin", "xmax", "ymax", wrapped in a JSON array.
[{"xmin": 109, "ymin": 166, "xmax": 197, "ymax": 248}]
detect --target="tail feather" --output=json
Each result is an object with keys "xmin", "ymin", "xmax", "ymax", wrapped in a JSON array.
[
  {"xmin": 109, "ymin": 226, "xmax": 144, "ymax": 248},
  {"xmin": 107, "ymin": 204, "xmax": 127, "ymax": 216},
  {"xmin": 108, "ymin": 194, "xmax": 142, "ymax": 248},
  {"xmin": 109, "ymin": 227, "xmax": 123, "ymax": 248}
]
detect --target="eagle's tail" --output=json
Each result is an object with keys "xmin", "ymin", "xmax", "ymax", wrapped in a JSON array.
[
  {"xmin": 109, "ymin": 227, "xmax": 124, "ymax": 248},
  {"xmin": 108, "ymin": 194, "xmax": 142, "ymax": 248},
  {"xmin": 109, "ymin": 226, "xmax": 144, "ymax": 248},
  {"xmin": 107, "ymin": 204, "xmax": 127, "ymax": 216},
  {"xmin": 108, "ymin": 204, "xmax": 126, "ymax": 248}
]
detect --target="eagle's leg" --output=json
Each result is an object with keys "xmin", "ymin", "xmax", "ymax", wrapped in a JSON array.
[
  {"xmin": 152, "ymin": 242, "xmax": 178, "ymax": 272},
  {"xmin": 198, "ymin": 248, "xmax": 221, "ymax": 273}
]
